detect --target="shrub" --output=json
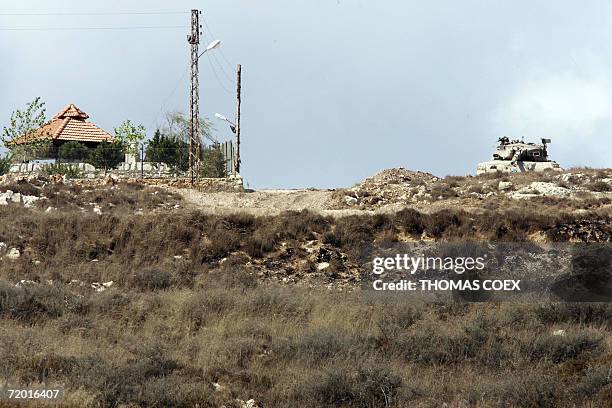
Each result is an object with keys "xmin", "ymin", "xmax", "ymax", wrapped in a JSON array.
[
  {"xmin": 302, "ymin": 369, "xmax": 354, "ymax": 407},
  {"xmin": 425, "ymin": 210, "xmax": 464, "ymax": 238},
  {"xmin": 201, "ymin": 144, "xmax": 227, "ymax": 178},
  {"xmin": 0, "ymin": 283, "xmax": 71, "ymax": 322},
  {"xmin": 535, "ymin": 303, "xmax": 612, "ymax": 328},
  {"xmin": 275, "ymin": 328, "xmax": 347, "ymax": 364},
  {"xmin": 131, "ymin": 269, "xmax": 172, "ymax": 291},
  {"xmin": 429, "ymin": 183, "xmax": 458, "ymax": 200},
  {"xmin": 297, "ymin": 365, "xmax": 402, "ymax": 408},
  {"xmin": 42, "ymin": 163, "xmax": 83, "ymax": 179},
  {"xmin": 353, "ymin": 366, "xmax": 403, "ymax": 408},
  {"xmin": 394, "ymin": 208, "xmax": 425, "ymax": 235},
  {"xmin": 145, "ymin": 129, "xmax": 189, "ymax": 172},
  {"xmin": 0, "ymin": 154, "xmax": 11, "ymax": 175},
  {"xmin": 523, "ymin": 331, "xmax": 602, "ymax": 363},
  {"xmin": 586, "ymin": 180, "xmax": 611, "ymax": 192},
  {"xmin": 58, "ymin": 141, "xmax": 90, "ymax": 162},
  {"xmin": 0, "ymin": 181, "xmax": 40, "ymax": 197},
  {"xmin": 471, "ymin": 374, "xmax": 559, "ymax": 407},
  {"xmin": 87, "ymin": 142, "xmax": 124, "ymax": 171}
]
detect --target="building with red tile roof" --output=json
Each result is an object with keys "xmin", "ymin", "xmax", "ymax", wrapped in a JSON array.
[{"xmin": 11, "ymin": 104, "xmax": 114, "ymax": 147}]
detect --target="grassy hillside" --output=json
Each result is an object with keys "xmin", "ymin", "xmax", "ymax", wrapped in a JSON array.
[{"xmin": 0, "ymin": 180, "xmax": 610, "ymax": 407}]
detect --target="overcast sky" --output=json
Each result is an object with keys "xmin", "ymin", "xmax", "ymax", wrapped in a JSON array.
[{"xmin": 1, "ymin": 1, "xmax": 611, "ymax": 188}]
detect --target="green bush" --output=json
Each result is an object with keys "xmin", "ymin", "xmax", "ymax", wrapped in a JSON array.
[
  {"xmin": 201, "ymin": 144, "xmax": 227, "ymax": 178},
  {"xmin": 87, "ymin": 142, "xmax": 124, "ymax": 171},
  {"xmin": 145, "ymin": 129, "xmax": 189, "ymax": 172},
  {"xmin": 42, "ymin": 163, "xmax": 83, "ymax": 179},
  {"xmin": 58, "ymin": 141, "xmax": 90, "ymax": 162},
  {"xmin": 0, "ymin": 154, "xmax": 11, "ymax": 175}
]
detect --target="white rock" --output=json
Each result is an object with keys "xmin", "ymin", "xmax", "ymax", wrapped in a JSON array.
[
  {"xmin": 514, "ymin": 182, "xmax": 571, "ymax": 198},
  {"xmin": 15, "ymin": 279, "xmax": 37, "ymax": 287},
  {"xmin": 317, "ymin": 262, "xmax": 330, "ymax": 271},
  {"xmin": 102, "ymin": 281, "xmax": 114, "ymax": 288},
  {"xmin": 344, "ymin": 195, "xmax": 358, "ymax": 206},
  {"xmin": 498, "ymin": 181, "xmax": 513, "ymax": 191},
  {"xmin": 553, "ymin": 329, "xmax": 566, "ymax": 337},
  {"xmin": 22, "ymin": 195, "xmax": 40, "ymax": 208},
  {"xmin": 238, "ymin": 399, "xmax": 259, "ymax": 408},
  {"xmin": 212, "ymin": 382, "xmax": 223, "ymax": 391},
  {"xmin": 6, "ymin": 248, "xmax": 20, "ymax": 260},
  {"xmin": 91, "ymin": 282, "xmax": 107, "ymax": 292},
  {"xmin": 93, "ymin": 205, "xmax": 102, "ymax": 215}
]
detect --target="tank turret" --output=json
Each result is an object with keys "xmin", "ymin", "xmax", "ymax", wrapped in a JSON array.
[{"xmin": 477, "ymin": 137, "xmax": 562, "ymax": 175}]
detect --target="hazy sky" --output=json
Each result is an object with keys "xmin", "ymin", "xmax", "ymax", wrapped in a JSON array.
[{"xmin": 1, "ymin": 1, "xmax": 611, "ymax": 188}]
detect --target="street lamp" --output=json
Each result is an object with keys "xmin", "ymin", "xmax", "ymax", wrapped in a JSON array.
[
  {"xmin": 198, "ymin": 40, "xmax": 222, "ymax": 59},
  {"xmin": 215, "ymin": 112, "xmax": 236, "ymax": 134}
]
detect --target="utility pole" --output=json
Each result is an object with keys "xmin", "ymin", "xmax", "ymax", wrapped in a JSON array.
[
  {"xmin": 235, "ymin": 64, "xmax": 242, "ymax": 175},
  {"xmin": 187, "ymin": 9, "xmax": 201, "ymax": 185}
]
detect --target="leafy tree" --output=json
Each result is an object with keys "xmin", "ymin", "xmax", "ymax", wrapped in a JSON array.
[
  {"xmin": 145, "ymin": 129, "xmax": 189, "ymax": 171},
  {"xmin": 87, "ymin": 142, "xmax": 123, "ymax": 173},
  {"xmin": 114, "ymin": 119, "xmax": 146, "ymax": 155},
  {"xmin": 162, "ymin": 111, "xmax": 216, "ymax": 145},
  {"xmin": 1, "ymin": 97, "xmax": 49, "ymax": 162},
  {"xmin": 0, "ymin": 154, "xmax": 11, "ymax": 175},
  {"xmin": 58, "ymin": 141, "xmax": 90, "ymax": 162},
  {"xmin": 201, "ymin": 144, "xmax": 228, "ymax": 178}
]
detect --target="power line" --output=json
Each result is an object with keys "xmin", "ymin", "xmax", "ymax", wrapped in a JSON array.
[
  {"xmin": 205, "ymin": 53, "xmax": 234, "ymax": 95},
  {"xmin": 0, "ymin": 11, "xmax": 188, "ymax": 16},
  {"xmin": 200, "ymin": 27, "xmax": 235, "ymax": 85},
  {"xmin": 0, "ymin": 25, "xmax": 187, "ymax": 31},
  {"xmin": 148, "ymin": 67, "xmax": 190, "ymax": 133},
  {"xmin": 201, "ymin": 17, "xmax": 235, "ymax": 71}
]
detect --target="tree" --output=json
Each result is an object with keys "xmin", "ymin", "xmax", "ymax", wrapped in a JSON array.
[
  {"xmin": 0, "ymin": 154, "xmax": 11, "ymax": 176},
  {"xmin": 159, "ymin": 112, "xmax": 218, "ymax": 175},
  {"xmin": 162, "ymin": 111, "xmax": 216, "ymax": 145},
  {"xmin": 114, "ymin": 119, "xmax": 146, "ymax": 156},
  {"xmin": 145, "ymin": 129, "xmax": 189, "ymax": 172},
  {"xmin": 1, "ymin": 97, "xmax": 49, "ymax": 162},
  {"xmin": 201, "ymin": 144, "xmax": 228, "ymax": 178},
  {"xmin": 87, "ymin": 142, "xmax": 123, "ymax": 173},
  {"xmin": 58, "ymin": 141, "xmax": 90, "ymax": 162}
]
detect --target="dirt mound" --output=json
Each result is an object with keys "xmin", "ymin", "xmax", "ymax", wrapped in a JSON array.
[
  {"xmin": 356, "ymin": 168, "xmax": 438, "ymax": 189},
  {"xmin": 336, "ymin": 168, "xmax": 438, "ymax": 208}
]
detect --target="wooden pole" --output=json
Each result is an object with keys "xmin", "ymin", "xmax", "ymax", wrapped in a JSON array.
[{"xmin": 235, "ymin": 64, "xmax": 242, "ymax": 175}]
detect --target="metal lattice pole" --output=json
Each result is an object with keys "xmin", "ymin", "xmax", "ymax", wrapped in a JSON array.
[{"xmin": 188, "ymin": 9, "xmax": 201, "ymax": 185}]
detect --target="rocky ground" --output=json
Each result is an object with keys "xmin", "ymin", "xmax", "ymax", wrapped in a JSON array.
[
  {"xmin": 3, "ymin": 167, "xmax": 611, "ymax": 217},
  {"xmin": 174, "ymin": 167, "xmax": 612, "ymax": 218}
]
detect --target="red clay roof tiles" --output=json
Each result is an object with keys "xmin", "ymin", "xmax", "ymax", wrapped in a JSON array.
[{"xmin": 12, "ymin": 104, "xmax": 113, "ymax": 145}]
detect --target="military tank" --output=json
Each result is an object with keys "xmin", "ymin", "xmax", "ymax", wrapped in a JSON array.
[{"xmin": 477, "ymin": 137, "xmax": 562, "ymax": 175}]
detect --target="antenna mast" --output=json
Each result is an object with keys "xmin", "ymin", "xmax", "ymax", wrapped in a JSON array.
[{"xmin": 188, "ymin": 9, "xmax": 201, "ymax": 185}]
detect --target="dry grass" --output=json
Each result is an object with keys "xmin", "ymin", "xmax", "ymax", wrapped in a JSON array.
[
  {"xmin": 0, "ymin": 183, "xmax": 610, "ymax": 407},
  {"xmin": 0, "ymin": 277, "xmax": 611, "ymax": 407}
]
